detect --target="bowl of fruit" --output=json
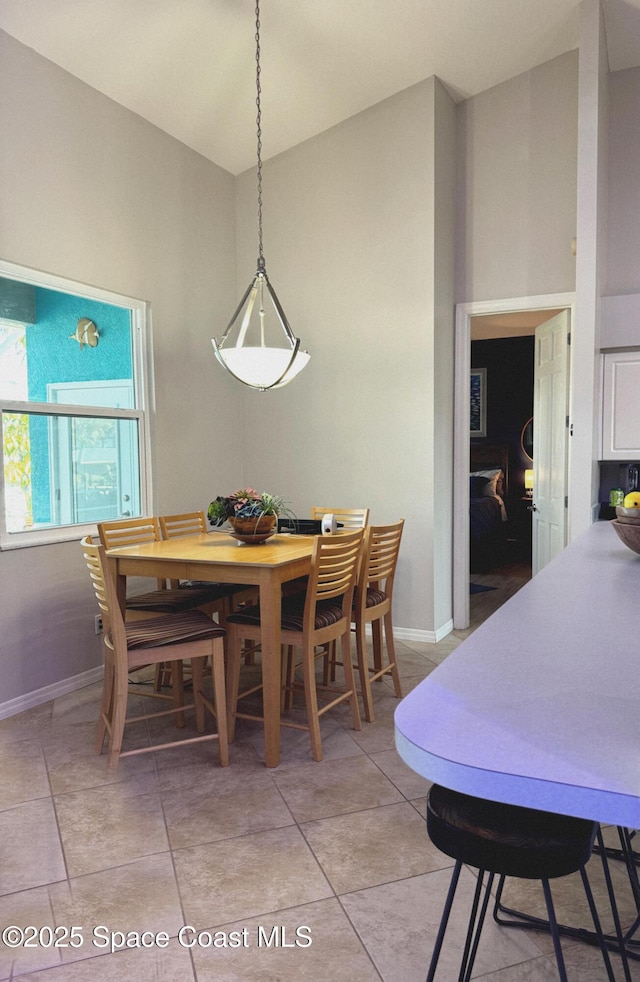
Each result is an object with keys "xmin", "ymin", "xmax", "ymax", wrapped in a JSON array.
[{"xmin": 615, "ymin": 490, "xmax": 640, "ymax": 525}]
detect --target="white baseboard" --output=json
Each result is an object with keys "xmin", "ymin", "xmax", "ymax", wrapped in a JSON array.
[
  {"xmin": 394, "ymin": 621, "xmax": 453, "ymax": 645},
  {"xmin": 0, "ymin": 665, "xmax": 104, "ymax": 721}
]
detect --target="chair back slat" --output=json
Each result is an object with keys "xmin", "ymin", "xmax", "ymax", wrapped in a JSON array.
[
  {"xmin": 81, "ymin": 535, "xmax": 125, "ymax": 650},
  {"xmin": 159, "ymin": 511, "xmax": 207, "ymax": 538},
  {"xmin": 310, "ymin": 507, "xmax": 369, "ymax": 529},
  {"xmin": 97, "ymin": 516, "xmax": 161, "ymax": 549},
  {"xmin": 364, "ymin": 520, "xmax": 405, "ymax": 587},
  {"xmin": 97, "ymin": 517, "xmax": 165, "ymax": 590},
  {"xmin": 306, "ymin": 528, "xmax": 364, "ymax": 623}
]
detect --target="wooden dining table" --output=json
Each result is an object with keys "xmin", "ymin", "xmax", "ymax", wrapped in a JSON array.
[{"xmin": 106, "ymin": 530, "xmax": 315, "ymax": 767}]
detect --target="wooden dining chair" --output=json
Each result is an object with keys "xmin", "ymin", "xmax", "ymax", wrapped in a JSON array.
[
  {"xmin": 97, "ymin": 516, "xmax": 229, "ymax": 617},
  {"xmin": 310, "ymin": 506, "xmax": 370, "ymax": 529},
  {"xmin": 225, "ymin": 528, "xmax": 364, "ymax": 762},
  {"xmin": 352, "ymin": 519, "xmax": 404, "ymax": 722},
  {"xmin": 81, "ymin": 537, "xmax": 228, "ymax": 771}
]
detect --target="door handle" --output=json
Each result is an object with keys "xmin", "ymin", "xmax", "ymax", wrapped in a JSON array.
[{"xmin": 527, "ymin": 503, "xmax": 537, "ymax": 512}]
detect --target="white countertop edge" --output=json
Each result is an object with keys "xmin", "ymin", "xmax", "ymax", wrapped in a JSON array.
[{"xmin": 394, "ymin": 727, "xmax": 640, "ymax": 828}]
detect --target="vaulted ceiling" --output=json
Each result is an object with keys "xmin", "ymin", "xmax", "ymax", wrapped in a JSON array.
[{"xmin": 1, "ymin": 0, "xmax": 639, "ymax": 174}]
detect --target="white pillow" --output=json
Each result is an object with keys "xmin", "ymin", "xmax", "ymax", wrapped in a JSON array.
[{"xmin": 470, "ymin": 468, "xmax": 502, "ymax": 498}]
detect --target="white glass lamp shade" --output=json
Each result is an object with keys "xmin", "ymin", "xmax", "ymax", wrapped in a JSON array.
[
  {"xmin": 212, "ymin": 270, "xmax": 309, "ymax": 391},
  {"xmin": 213, "ymin": 344, "xmax": 310, "ymax": 390},
  {"xmin": 524, "ymin": 468, "xmax": 534, "ymax": 493}
]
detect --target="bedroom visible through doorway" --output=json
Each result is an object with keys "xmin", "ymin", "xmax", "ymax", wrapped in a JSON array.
[{"xmin": 453, "ymin": 294, "xmax": 575, "ymax": 631}]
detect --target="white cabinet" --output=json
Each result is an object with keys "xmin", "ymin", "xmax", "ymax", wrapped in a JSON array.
[{"xmin": 601, "ymin": 350, "xmax": 640, "ymax": 459}]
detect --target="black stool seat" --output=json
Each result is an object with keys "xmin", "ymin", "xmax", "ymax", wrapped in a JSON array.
[
  {"xmin": 424, "ymin": 784, "xmax": 629, "ymax": 982},
  {"xmin": 427, "ymin": 784, "xmax": 597, "ymax": 880}
]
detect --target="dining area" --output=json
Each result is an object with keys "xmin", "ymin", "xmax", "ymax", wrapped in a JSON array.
[{"xmin": 82, "ymin": 501, "xmax": 405, "ymax": 771}]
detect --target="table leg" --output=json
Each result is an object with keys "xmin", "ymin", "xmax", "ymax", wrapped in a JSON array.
[{"xmin": 259, "ymin": 575, "xmax": 282, "ymax": 768}]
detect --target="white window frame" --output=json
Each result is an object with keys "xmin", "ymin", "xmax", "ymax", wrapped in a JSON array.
[{"xmin": 0, "ymin": 259, "xmax": 155, "ymax": 550}]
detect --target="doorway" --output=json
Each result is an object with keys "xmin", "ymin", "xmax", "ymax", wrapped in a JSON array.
[{"xmin": 453, "ymin": 293, "xmax": 575, "ymax": 630}]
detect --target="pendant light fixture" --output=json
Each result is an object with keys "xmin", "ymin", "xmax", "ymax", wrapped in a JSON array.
[{"xmin": 212, "ymin": 0, "xmax": 310, "ymax": 391}]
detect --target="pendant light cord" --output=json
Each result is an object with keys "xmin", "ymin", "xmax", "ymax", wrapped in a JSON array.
[{"xmin": 255, "ymin": 0, "xmax": 265, "ymax": 273}]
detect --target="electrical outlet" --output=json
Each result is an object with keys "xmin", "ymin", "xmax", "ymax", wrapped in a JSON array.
[{"xmin": 94, "ymin": 614, "xmax": 103, "ymax": 635}]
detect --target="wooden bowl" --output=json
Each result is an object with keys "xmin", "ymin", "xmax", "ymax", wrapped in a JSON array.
[
  {"xmin": 611, "ymin": 520, "xmax": 640, "ymax": 555},
  {"xmin": 615, "ymin": 505, "xmax": 640, "ymax": 525}
]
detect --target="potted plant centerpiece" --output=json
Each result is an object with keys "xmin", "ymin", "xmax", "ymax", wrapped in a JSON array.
[{"xmin": 207, "ymin": 487, "xmax": 289, "ymax": 539}]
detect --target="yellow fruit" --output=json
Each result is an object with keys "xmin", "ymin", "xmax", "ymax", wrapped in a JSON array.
[{"xmin": 623, "ymin": 491, "xmax": 640, "ymax": 508}]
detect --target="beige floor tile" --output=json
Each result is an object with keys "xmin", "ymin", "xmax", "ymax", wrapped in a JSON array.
[
  {"xmin": 347, "ymin": 701, "xmax": 397, "ymax": 754},
  {"xmin": 0, "ymin": 703, "xmax": 53, "ymax": 747},
  {"xmin": 272, "ymin": 755, "xmax": 403, "ymax": 823},
  {"xmin": 163, "ymin": 782, "xmax": 294, "ymax": 849},
  {"xmin": 393, "ymin": 642, "xmax": 440, "ymax": 679},
  {"xmin": 369, "ymin": 747, "xmax": 432, "ymax": 799},
  {"xmin": 0, "ymin": 886, "xmax": 61, "ymax": 979},
  {"xmin": 53, "ymin": 778, "xmax": 168, "ymax": 877},
  {"xmin": 0, "ymin": 737, "xmax": 49, "ymax": 810},
  {"xmin": 300, "ymin": 801, "xmax": 449, "ymax": 894},
  {"xmin": 241, "ymin": 710, "xmax": 365, "ymax": 766},
  {"xmin": 154, "ymin": 736, "xmax": 269, "ymax": 793},
  {"xmin": 478, "ymin": 942, "xmax": 640, "ymax": 981},
  {"xmin": 174, "ymin": 825, "xmax": 332, "ymax": 927},
  {"xmin": 48, "ymin": 853, "xmax": 184, "ymax": 966},
  {"xmin": 9, "ymin": 940, "xmax": 196, "ymax": 980},
  {"xmin": 0, "ymin": 799, "xmax": 66, "ymax": 895},
  {"xmin": 43, "ymin": 718, "xmax": 156, "ymax": 796},
  {"xmin": 191, "ymin": 898, "xmax": 381, "ymax": 982},
  {"xmin": 49, "ymin": 682, "xmax": 104, "ymax": 727},
  {"xmin": 341, "ymin": 865, "xmax": 545, "ymax": 982}
]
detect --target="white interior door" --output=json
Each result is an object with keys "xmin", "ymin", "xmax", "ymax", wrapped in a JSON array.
[{"xmin": 532, "ymin": 310, "xmax": 570, "ymax": 574}]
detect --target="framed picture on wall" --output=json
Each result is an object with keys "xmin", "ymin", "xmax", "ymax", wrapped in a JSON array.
[{"xmin": 470, "ymin": 368, "xmax": 487, "ymax": 437}]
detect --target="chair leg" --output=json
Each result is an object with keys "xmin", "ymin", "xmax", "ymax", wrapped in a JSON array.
[
  {"xmin": 302, "ymin": 640, "xmax": 324, "ymax": 761},
  {"xmin": 594, "ymin": 827, "xmax": 632, "ymax": 981},
  {"xmin": 541, "ymin": 879, "xmax": 568, "ymax": 982},
  {"xmin": 461, "ymin": 870, "xmax": 495, "ymax": 982},
  {"xmin": 355, "ymin": 624, "xmax": 375, "ymax": 723},
  {"xmin": 428, "ymin": 862, "xmax": 493, "ymax": 982},
  {"xmin": 225, "ymin": 630, "xmax": 243, "ymax": 742},
  {"xmin": 283, "ymin": 645, "xmax": 295, "ymax": 710},
  {"xmin": 383, "ymin": 610, "xmax": 402, "ymax": 698},
  {"xmin": 191, "ymin": 657, "xmax": 206, "ymax": 732},
  {"xmin": 427, "ymin": 860, "xmax": 463, "ymax": 982},
  {"xmin": 371, "ymin": 618, "xmax": 383, "ymax": 674},
  {"xmin": 107, "ymin": 667, "xmax": 129, "ymax": 771},
  {"xmin": 578, "ymin": 865, "xmax": 618, "ymax": 982},
  {"xmin": 340, "ymin": 630, "xmax": 362, "ymax": 733},
  {"xmin": 170, "ymin": 660, "xmax": 185, "ymax": 728},
  {"xmin": 96, "ymin": 656, "xmax": 114, "ymax": 754},
  {"xmin": 209, "ymin": 641, "xmax": 229, "ymax": 768}
]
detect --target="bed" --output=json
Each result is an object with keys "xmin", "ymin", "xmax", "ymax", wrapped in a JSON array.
[{"xmin": 469, "ymin": 444, "xmax": 509, "ymax": 572}]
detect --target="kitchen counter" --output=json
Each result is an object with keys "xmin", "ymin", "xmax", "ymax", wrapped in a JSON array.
[{"xmin": 394, "ymin": 520, "xmax": 640, "ymax": 826}]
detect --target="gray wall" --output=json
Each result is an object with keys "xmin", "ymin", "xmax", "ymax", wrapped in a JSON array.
[
  {"xmin": 0, "ymin": 30, "xmax": 241, "ymax": 706},
  {"xmin": 608, "ymin": 65, "xmax": 640, "ymax": 295},
  {"xmin": 455, "ymin": 50, "xmax": 579, "ymax": 304},
  {"xmin": 234, "ymin": 77, "xmax": 455, "ymax": 637}
]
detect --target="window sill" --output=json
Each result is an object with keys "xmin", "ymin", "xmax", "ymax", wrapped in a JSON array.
[{"xmin": 0, "ymin": 523, "xmax": 97, "ymax": 550}]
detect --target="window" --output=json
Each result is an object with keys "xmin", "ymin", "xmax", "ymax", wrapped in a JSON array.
[{"xmin": 0, "ymin": 261, "xmax": 152, "ymax": 549}]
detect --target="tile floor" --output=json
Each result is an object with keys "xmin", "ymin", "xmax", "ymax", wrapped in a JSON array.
[{"xmin": 1, "ymin": 621, "xmax": 639, "ymax": 979}]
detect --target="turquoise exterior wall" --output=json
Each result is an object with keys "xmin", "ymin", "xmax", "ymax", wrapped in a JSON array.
[{"xmin": 26, "ymin": 288, "xmax": 132, "ymax": 524}]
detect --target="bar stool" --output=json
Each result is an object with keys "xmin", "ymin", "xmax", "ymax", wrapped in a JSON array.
[{"xmin": 425, "ymin": 784, "xmax": 629, "ymax": 981}]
